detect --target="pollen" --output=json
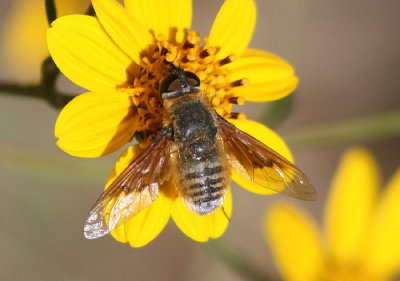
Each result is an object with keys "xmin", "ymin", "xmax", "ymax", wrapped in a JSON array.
[{"xmin": 125, "ymin": 31, "xmax": 248, "ymax": 147}]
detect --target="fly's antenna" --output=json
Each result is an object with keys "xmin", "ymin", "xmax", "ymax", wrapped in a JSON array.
[
  {"xmin": 167, "ymin": 64, "xmax": 190, "ymax": 88},
  {"xmin": 166, "ymin": 63, "xmax": 183, "ymax": 78}
]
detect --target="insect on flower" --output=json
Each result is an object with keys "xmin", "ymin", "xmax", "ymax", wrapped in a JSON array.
[
  {"xmin": 47, "ymin": 0, "xmax": 315, "ymax": 244},
  {"xmin": 83, "ymin": 65, "xmax": 316, "ymax": 239}
]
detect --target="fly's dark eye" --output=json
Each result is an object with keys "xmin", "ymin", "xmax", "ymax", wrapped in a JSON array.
[
  {"xmin": 184, "ymin": 71, "xmax": 200, "ymax": 87},
  {"xmin": 159, "ymin": 74, "xmax": 179, "ymax": 94},
  {"xmin": 159, "ymin": 70, "xmax": 201, "ymax": 97},
  {"xmin": 167, "ymin": 79, "xmax": 182, "ymax": 91}
]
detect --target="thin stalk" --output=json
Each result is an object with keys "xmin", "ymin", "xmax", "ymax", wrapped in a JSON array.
[
  {"xmin": 0, "ymin": 143, "xmax": 112, "ymax": 184},
  {"xmin": 262, "ymin": 95, "xmax": 293, "ymax": 128},
  {"xmin": 45, "ymin": 0, "xmax": 57, "ymax": 25},
  {"xmin": 202, "ymin": 240, "xmax": 276, "ymax": 281},
  {"xmin": 0, "ymin": 55, "xmax": 73, "ymax": 109},
  {"xmin": 0, "ymin": 82, "xmax": 73, "ymax": 109},
  {"xmin": 281, "ymin": 111, "xmax": 400, "ymax": 148}
]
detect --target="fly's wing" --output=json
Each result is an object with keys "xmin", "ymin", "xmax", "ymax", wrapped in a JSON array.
[
  {"xmin": 83, "ymin": 128, "xmax": 173, "ymax": 239},
  {"xmin": 218, "ymin": 117, "xmax": 316, "ymax": 201}
]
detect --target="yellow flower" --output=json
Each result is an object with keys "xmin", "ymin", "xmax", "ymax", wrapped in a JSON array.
[
  {"xmin": 265, "ymin": 147, "xmax": 400, "ymax": 281},
  {"xmin": 47, "ymin": 0, "xmax": 299, "ymax": 247},
  {"xmin": 1, "ymin": 0, "xmax": 89, "ymax": 82}
]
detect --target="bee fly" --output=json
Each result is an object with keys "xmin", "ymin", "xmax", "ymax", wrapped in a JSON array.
[{"xmin": 84, "ymin": 66, "xmax": 316, "ymax": 239}]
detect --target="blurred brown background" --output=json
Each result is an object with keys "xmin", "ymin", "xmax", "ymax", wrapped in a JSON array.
[{"xmin": 0, "ymin": 0, "xmax": 399, "ymax": 280}]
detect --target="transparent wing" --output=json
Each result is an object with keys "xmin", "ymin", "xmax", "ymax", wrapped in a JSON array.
[
  {"xmin": 218, "ymin": 117, "xmax": 316, "ymax": 201},
  {"xmin": 83, "ymin": 128, "xmax": 173, "ymax": 239}
]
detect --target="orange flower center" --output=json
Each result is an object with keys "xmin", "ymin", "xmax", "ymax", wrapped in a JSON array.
[{"xmin": 122, "ymin": 31, "xmax": 247, "ymax": 147}]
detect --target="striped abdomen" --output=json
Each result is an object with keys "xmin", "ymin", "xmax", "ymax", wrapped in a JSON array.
[
  {"xmin": 179, "ymin": 145, "xmax": 229, "ymax": 215},
  {"xmin": 168, "ymin": 94, "xmax": 230, "ymax": 214}
]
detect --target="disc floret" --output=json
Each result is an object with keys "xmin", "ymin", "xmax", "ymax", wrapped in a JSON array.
[{"xmin": 125, "ymin": 31, "xmax": 247, "ymax": 147}]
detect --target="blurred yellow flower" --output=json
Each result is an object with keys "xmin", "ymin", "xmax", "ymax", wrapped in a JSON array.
[
  {"xmin": 265, "ymin": 147, "xmax": 400, "ymax": 281},
  {"xmin": 47, "ymin": 0, "xmax": 299, "ymax": 246},
  {"xmin": 0, "ymin": 0, "xmax": 89, "ymax": 82}
]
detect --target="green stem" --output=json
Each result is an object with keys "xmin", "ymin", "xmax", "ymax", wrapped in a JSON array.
[
  {"xmin": 0, "ymin": 82, "xmax": 73, "ymax": 109},
  {"xmin": 0, "ymin": 143, "xmax": 112, "ymax": 184},
  {"xmin": 85, "ymin": 3, "xmax": 95, "ymax": 16},
  {"xmin": 45, "ymin": 0, "xmax": 57, "ymax": 25},
  {"xmin": 262, "ymin": 95, "xmax": 293, "ymax": 128},
  {"xmin": 0, "ymin": 0, "xmax": 95, "ymax": 109},
  {"xmin": 281, "ymin": 111, "xmax": 400, "ymax": 148},
  {"xmin": 0, "ymin": 55, "xmax": 74, "ymax": 109},
  {"xmin": 202, "ymin": 240, "xmax": 276, "ymax": 281}
]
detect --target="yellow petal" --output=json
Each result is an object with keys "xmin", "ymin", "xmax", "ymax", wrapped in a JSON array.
[
  {"xmin": 264, "ymin": 202, "xmax": 323, "ymax": 281},
  {"xmin": 1, "ymin": 0, "xmax": 89, "ymax": 82},
  {"xmin": 122, "ymin": 191, "xmax": 172, "ymax": 247},
  {"xmin": 47, "ymin": 15, "xmax": 132, "ymax": 93},
  {"xmin": 208, "ymin": 0, "xmax": 256, "ymax": 60},
  {"xmin": 92, "ymin": 0, "xmax": 153, "ymax": 63},
  {"xmin": 107, "ymin": 146, "xmax": 173, "ymax": 247},
  {"xmin": 55, "ymin": 92, "xmax": 138, "ymax": 158},
  {"xmin": 124, "ymin": 0, "xmax": 192, "ymax": 43},
  {"xmin": 226, "ymin": 49, "xmax": 298, "ymax": 102},
  {"xmin": 363, "ymin": 168, "xmax": 400, "ymax": 278},
  {"xmin": 229, "ymin": 119, "xmax": 293, "ymax": 195},
  {"xmin": 323, "ymin": 147, "xmax": 379, "ymax": 264},
  {"xmin": 171, "ymin": 190, "xmax": 232, "ymax": 242}
]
